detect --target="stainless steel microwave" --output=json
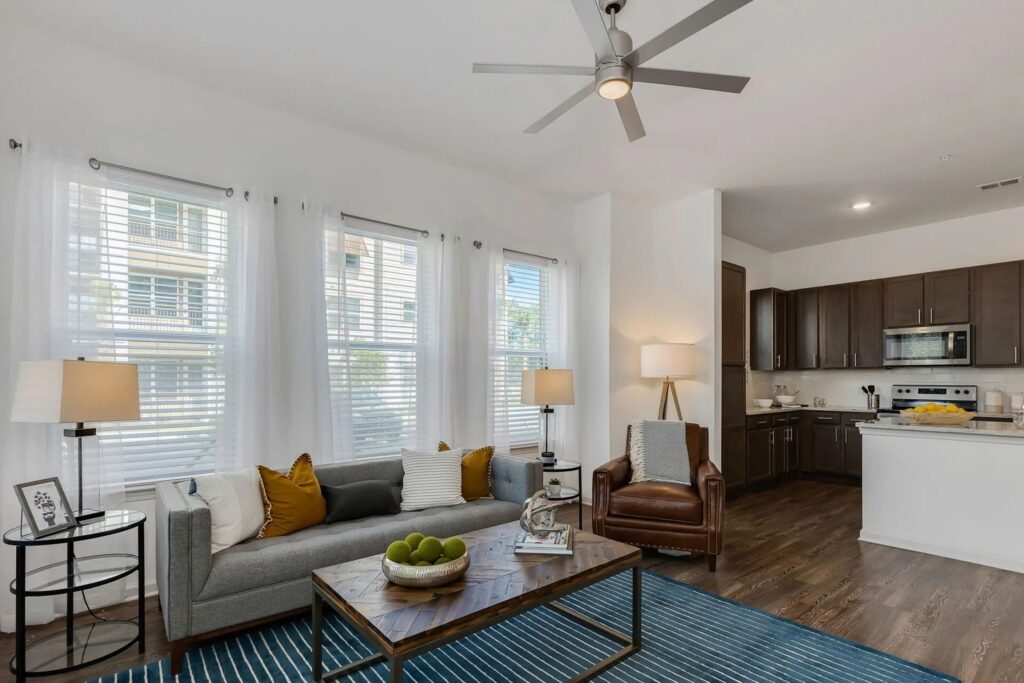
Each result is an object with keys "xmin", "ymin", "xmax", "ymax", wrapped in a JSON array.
[{"xmin": 883, "ymin": 324, "xmax": 971, "ymax": 366}]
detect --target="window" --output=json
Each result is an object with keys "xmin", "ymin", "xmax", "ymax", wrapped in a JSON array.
[
  {"xmin": 324, "ymin": 229, "xmax": 422, "ymax": 459},
  {"xmin": 67, "ymin": 182, "xmax": 228, "ymax": 483},
  {"xmin": 403, "ymin": 301, "xmax": 416, "ymax": 323},
  {"xmin": 494, "ymin": 259, "xmax": 551, "ymax": 446}
]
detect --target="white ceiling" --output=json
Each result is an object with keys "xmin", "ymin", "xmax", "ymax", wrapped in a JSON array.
[{"xmin": 8, "ymin": 0, "xmax": 1024, "ymax": 251}]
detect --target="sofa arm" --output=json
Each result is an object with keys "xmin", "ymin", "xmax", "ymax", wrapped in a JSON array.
[
  {"xmin": 592, "ymin": 455, "xmax": 630, "ymax": 536},
  {"xmin": 490, "ymin": 455, "xmax": 543, "ymax": 505},
  {"xmin": 155, "ymin": 480, "xmax": 213, "ymax": 641},
  {"xmin": 696, "ymin": 460, "xmax": 725, "ymax": 555}
]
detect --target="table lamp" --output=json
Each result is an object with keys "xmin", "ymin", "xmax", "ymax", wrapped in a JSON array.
[
  {"xmin": 10, "ymin": 358, "xmax": 140, "ymax": 521},
  {"xmin": 641, "ymin": 343, "xmax": 694, "ymax": 420},
  {"xmin": 521, "ymin": 368, "xmax": 574, "ymax": 466}
]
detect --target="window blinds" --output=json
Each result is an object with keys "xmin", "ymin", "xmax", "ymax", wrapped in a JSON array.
[
  {"xmin": 495, "ymin": 257, "xmax": 552, "ymax": 446},
  {"xmin": 67, "ymin": 181, "xmax": 229, "ymax": 483},
  {"xmin": 323, "ymin": 227, "xmax": 423, "ymax": 459}
]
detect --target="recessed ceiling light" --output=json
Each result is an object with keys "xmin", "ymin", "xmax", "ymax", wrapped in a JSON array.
[{"xmin": 851, "ymin": 201, "xmax": 872, "ymax": 210}]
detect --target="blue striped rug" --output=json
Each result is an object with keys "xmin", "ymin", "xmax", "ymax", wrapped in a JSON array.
[{"xmin": 93, "ymin": 571, "xmax": 957, "ymax": 682}]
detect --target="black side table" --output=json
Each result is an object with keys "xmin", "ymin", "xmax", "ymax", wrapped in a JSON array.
[
  {"xmin": 544, "ymin": 459, "xmax": 583, "ymax": 529},
  {"xmin": 4, "ymin": 509, "xmax": 146, "ymax": 682}
]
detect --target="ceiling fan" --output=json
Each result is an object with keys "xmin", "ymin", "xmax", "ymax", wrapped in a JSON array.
[{"xmin": 473, "ymin": 0, "xmax": 753, "ymax": 142}]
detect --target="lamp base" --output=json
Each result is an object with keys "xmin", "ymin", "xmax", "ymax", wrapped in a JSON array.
[
  {"xmin": 539, "ymin": 451, "xmax": 557, "ymax": 466},
  {"xmin": 75, "ymin": 508, "xmax": 105, "ymax": 523}
]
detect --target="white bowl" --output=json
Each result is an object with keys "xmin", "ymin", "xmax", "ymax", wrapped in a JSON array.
[
  {"xmin": 753, "ymin": 399, "xmax": 774, "ymax": 408},
  {"xmin": 775, "ymin": 395, "xmax": 798, "ymax": 405}
]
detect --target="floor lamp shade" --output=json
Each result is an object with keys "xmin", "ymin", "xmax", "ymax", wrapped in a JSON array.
[
  {"xmin": 640, "ymin": 343, "xmax": 694, "ymax": 379},
  {"xmin": 10, "ymin": 360, "xmax": 141, "ymax": 424}
]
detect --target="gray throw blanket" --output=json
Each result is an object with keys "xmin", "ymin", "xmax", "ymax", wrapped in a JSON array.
[{"xmin": 629, "ymin": 420, "xmax": 690, "ymax": 485}]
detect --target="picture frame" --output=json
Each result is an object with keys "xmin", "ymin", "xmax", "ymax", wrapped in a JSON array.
[{"xmin": 14, "ymin": 477, "xmax": 78, "ymax": 538}]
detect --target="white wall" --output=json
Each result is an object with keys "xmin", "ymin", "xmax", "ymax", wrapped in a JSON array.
[{"xmin": 0, "ymin": 20, "xmax": 572, "ymax": 610}]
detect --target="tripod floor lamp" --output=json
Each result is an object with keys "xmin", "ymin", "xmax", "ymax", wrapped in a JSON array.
[
  {"xmin": 641, "ymin": 343, "xmax": 694, "ymax": 420},
  {"xmin": 10, "ymin": 358, "xmax": 140, "ymax": 522}
]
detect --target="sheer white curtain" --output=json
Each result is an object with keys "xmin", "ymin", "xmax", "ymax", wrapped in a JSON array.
[
  {"xmin": 437, "ymin": 233, "xmax": 464, "ymax": 445},
  {"xmin": 221, "ymin": 189, "xmax": 286, "ymax": 470},
  {"xmin": 0, "ymin": 143, "xmax": 127, "ymax": 630},
  {"xmin": 485, "ymin": 245, "xmax": 512, "ymax": 454},
  {"xmin": 547, "ymin": 257, "xmax": 579, "ymax": 462}
]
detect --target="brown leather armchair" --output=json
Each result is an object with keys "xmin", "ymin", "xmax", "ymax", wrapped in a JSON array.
[{"xmin": 592, "ymin": 422, "xmax": 725, "ymax": 571}]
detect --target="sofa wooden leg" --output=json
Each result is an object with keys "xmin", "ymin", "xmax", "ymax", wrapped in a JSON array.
[
  {"xmin": 170, "ymin": 641, "xmax": 187, "ymax": 676},
  {"xmin": 707, "ymin": 554, "xmax": 717, "ymax": 572}
]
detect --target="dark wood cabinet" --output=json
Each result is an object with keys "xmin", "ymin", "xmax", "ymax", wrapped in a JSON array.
[
  {"xmin": 746, "ymin": 427, "xmax": 773, "ymax": 485},
  {"xmin": 850, "ymin": 280, "xmax": 884, "ymax": 368},
  {"xmin": 749, "ymin": 288, "xmax": 788, "ymax": 370},
  {"xmin": 924, "ymin": 268, "xmax": 970, "ymax": 325},
  {"xmin": 794, "ymin": 288, "xmax": 820, "ymax": 369},
  {"xmin": 818, "ymin": 284, "xmax": 851, "ymax": 368},
  {"xmin": 973, "ymin": 262, "xmax": 1021, "ymax": 366},
  {"xmin": 809, "ymin": 413, "xmax": 842, "ymax": 474},
  {"xmin": 722, "ymin": 425, "xmax": 747, "ymax": 492},
  {"xmin": 841, "ymin": 413, "xmax": 872, "ymax": 476},
  {"xmin": 884, "ymin": 274, "xmax": 924, "ymax": 328},
  {"xmin": 722, "ymin": 262, "xmax": 746, "ymax": 367}
]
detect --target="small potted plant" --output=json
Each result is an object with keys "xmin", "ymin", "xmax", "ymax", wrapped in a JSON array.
[{"xmin": 546, "ymin": 478, "xmax": 562, "ymax": 497}]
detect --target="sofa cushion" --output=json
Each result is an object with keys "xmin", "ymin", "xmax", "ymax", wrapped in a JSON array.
[
  {"xmin": 439, "ymin": 441, "xmax": 494, "ymax": 501},
  {"xmin": 609, "ymin": 480, "xmax": 703, "ymax": 524},
  {"xmin": 257, "ymin": 454, "xmax": 326, "ymax": 538},
  {"xmin": 197, "ymin": 499, "xmax": 522, "ymax": 601}
]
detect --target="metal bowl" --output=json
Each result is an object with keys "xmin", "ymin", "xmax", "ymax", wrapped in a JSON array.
[{"xmin": 381, "ymin": 553, "xmax": 470, "ymax": 588}]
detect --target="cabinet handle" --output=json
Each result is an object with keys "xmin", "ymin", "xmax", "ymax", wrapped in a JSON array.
[
  {"xmin": 844, "ymin": 427, "xmax": 848, "ymax": 444},
  {"xmin": 776, "ymin": 354, "xmax": 781, "ymax": 368},
  {"xmin": 930, "ymin": 308, "xmax": 934, "ymax": 324},
  {"xmin": 1016, "ymin": 346, "xmax": 1020, "ymax": 364},
  {"xmin": 817, "ymin": 416, "xmax": 834, "ymax": 421},
  {"xmin": 769, "ymin": 431, "xmax": 775, "ymax": 445},
  {"xmin": 853, "ymin": 352, "xmax": 858, "ymax": 367},
  {"xmin": 813, "ymin": 353, "xmax": 818, "ymax": 368},
  {"xmin": 843, "ymin": 352, "xmax": 848, "ymax": 367},
  {"xmin": 917, "ymin": 308, "xmax": 922, "ymax": 324},
  {"xmin": 835, "ymin": 426, "xmax": 839, "ymax": 443}
]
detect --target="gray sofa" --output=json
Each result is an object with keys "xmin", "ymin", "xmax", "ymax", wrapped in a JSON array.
[{"xmin": 155, "ymin": 454, "xmax": 541, "ymax": 673}]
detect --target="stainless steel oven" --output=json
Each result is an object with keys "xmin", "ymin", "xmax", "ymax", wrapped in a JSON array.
[{"xmin": 883, "ymin": 324, "xmax": 971, "ymax": 366}]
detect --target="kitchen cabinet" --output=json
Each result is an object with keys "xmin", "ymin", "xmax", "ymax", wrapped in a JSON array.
[
  {"xmin": 972, "ymin": 262, "xmax": 1021, "ymax": 366},
  {"xmin": 809, "ymin": 413, "xmax": 843, "ymax": 474},
  {"xmin": 772, "ymin": 413, "xmax": 800, "ymax": 476},
  {"xmin": 842, "ymin": 415, "xmax": 868, "ymax": 476},
  {"xmin": 884, "ymin": 274, "xmax": 924, "ymax": 328},
  {"xmin": 924, "ymin": 268, "xmax": 970, "ymax": 325},
  {"xmin": 722, "ymin": 262, "xmax": 747, "ymax": 367},
  {"xmin": 722, "ymin": 425, "xmax": 747, "ymax": 493},
  {"xmin": 818, "ymin": 284, "xmax": 851, "ymax": 368},
  {"xmin": 746, "ymin": 427, "xmax": 773, "ymax": 485},
  {"xmin": 850, "ymin": 280, "xmax": 884, "ymax": 368},
  {"xmin": 749, "ymin": 288, "xmax": 788, "ymax": 370},
  {"xmin": 794, "ymin": 288, "xmax": 820, "ymax": 369}
]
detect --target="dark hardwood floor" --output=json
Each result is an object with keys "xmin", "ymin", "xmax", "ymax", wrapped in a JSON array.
[{"xmin": 3, "ymin": 479, "xmax": 1023, "ymax": 682}]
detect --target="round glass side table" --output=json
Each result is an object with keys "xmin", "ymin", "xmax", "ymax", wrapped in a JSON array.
[
  {"xmin": 4, "ymin": 510, "xmax": 146, "ymax": 682},
  {"xmin": 543, "ymin": 460, "xmax": 583, "ymax": 529}
]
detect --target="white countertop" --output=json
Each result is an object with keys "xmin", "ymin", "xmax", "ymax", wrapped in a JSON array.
[
  {"xmin": 860, "ymin": 416, "xmax": 1024, "ymax": 438},
  {"xmin": 746, "ymin": 405, "xmax": 877, "ymax": 416}
]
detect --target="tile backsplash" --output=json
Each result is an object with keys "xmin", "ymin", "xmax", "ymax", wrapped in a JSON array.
[{"xmin": 750, "ymin": 367, "xmax": 1024, "ymax": 412}]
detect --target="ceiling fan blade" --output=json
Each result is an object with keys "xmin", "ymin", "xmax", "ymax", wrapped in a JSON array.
[
  {"xmin": 473, "ymin": 63, "xmax": 595, "ymax": 77},
  {"xmin": 615, "ymin": 93, "xmax": 646, "ymax": 142},
  {"xmin": 570, "ymin": 0, "xmax": 617, "ymax": 63},
  {"xmin": 633, "ymin": 67, "xmax": 749, "ymax": 93},
  {"xmin": 624, "ymin": 0, "xmax": 754, "ymax": 67},
  {"xmin": 524, "ymin": 83, "xmax": 595, "ymax": 134}
]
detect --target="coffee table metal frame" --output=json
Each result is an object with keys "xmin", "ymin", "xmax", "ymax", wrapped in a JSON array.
[{"xmin": 311, "ymin": 562, "xmax": 642, "ymax": 683}]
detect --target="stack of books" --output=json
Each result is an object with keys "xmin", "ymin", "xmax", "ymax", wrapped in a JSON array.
[{"xmin": 514, "ymin": 525, "xmax": 573, "ymax": 555}]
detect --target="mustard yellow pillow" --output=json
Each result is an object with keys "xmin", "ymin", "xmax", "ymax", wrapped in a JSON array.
[
  {"xmin": 257, "ymin": 454, "xmax": 326, "ymax": 538},
  {"xmin": 439, "ymin": 441, "xmax": 493, "ymax": 501}
]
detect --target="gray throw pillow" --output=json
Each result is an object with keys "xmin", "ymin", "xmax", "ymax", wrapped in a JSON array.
[
  {"xmin": 321, "ymin": 480, "xmax": 401, "ymax": 523},
  {"xmin": 629, "ymin": 420, "xmax": 690, "ymax": 485}
]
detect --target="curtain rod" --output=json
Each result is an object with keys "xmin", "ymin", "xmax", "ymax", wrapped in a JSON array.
[
  {"xmin": 340, "ymin": 211, "xmax": 429, "ymax": 238},
  {"xmin": 88, "ymin": 157, "xmax": 234, "ymax": 198},
  {"xmin": 503, "ymin": 247, "xmax": 558, "ymax": 264}
]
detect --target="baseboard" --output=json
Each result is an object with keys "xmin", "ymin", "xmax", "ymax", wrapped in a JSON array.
[{"xmin": 859, "ymin": 530, "xmax": 1024, "ymax": 574}]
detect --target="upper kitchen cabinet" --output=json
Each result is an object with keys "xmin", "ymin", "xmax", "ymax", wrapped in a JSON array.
[
  {"xmin": 794, "ymin": 288, "xmax": 820, "ymax": 369},
  {"xmin": 924, "ymin": 268, "xmax": 970, "ymax": 325},
  {"xmin": 850, "ymin": 280, "xmax": 884, "ymax": 368},
  {"xmin": 818, "ymin": 284, "xmax": 851, "ymax": 368},
  {"xmin": 722, "ymin": 262, "xmax": 747, "ymax": 367},
  {"xmin": 883, "ymin": 274, "xmax": 924, "ymax": 328},
  {"xmin": 750, "ymin": 288, "xmax": 788, "ymax": 370},
  {"xmin": 972, "ymin": 262, "xmax": 1021, "ymax": 366}
]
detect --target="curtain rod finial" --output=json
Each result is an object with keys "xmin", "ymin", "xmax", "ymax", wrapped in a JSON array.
[
  {"xmin": 88, "ymin": 158, "xmax": 101, "ymax": 170},
  {"xmin": 9, "ymin": 138, "xmax": 22, "ymax": 150}
]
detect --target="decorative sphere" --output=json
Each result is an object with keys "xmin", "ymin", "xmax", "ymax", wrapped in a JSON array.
[
  {"xmin": 415, "ymin": 561, "xmax": 432, "ymax": 566},
  {"xmin": 418, "ymin": 536, "xmax": 444, "ymax": 562},
  {"xmin": 385, "ymin": 541, "xmax": 412, "ymax": 564},
  {"xmin": 443, "ymin": 537, "xmax": 467, "ymax": 560},
  {"xmin": 405, "ymin": 532, "xmax": 425, "ymax": 550},
  {"xmin": 434, "ymin": 556, "xmax": 451, "ymax": 565},
  {"xmin": 409, "ymin": 550, "xmax": 423, "ymax": 564}
]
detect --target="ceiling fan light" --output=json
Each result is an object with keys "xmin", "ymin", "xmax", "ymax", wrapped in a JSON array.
[{"xmin": 596, "ymin": 62, "xmax": 632, "ymax": 100}]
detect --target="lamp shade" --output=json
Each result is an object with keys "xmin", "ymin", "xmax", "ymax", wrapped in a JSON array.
[
  {"xmin": 10, "ymin": 360, "xmax": 140, "ymax": 424},
  {"xmin": 640, "ymin": 343, "xmax": 694, "ymax": 379},
  {"xmin": 521, "ymin": 369, "xmax": 575, "ymax": 406}
]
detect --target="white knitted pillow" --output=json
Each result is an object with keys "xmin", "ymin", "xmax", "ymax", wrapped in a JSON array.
[
  {"xmin": 192, "ymin": 468, "xmax": 265, "ymax": 553},
  {"xmin": 400, "ymin": 448, "xmax": 466, "ymax": 511}
]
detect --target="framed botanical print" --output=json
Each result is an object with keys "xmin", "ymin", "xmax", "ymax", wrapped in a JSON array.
[{"xmin": 14, "ymin": 477, "xmax": 78, "ymax": 538}]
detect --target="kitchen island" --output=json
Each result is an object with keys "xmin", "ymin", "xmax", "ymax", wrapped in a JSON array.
[{"xmin": 858, "ymin": 417, "xmax": 1024, "ymax": 574}]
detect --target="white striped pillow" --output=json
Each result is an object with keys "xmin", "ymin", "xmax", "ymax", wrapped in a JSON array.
[{"xmin": 400, "ymin": 448, "xmax": 466, "ymax": 511}]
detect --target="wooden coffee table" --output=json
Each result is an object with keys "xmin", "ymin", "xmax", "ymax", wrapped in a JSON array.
[{"xmin": 310, "ymin": 521, "xmax": 642, "ymax": 682}]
